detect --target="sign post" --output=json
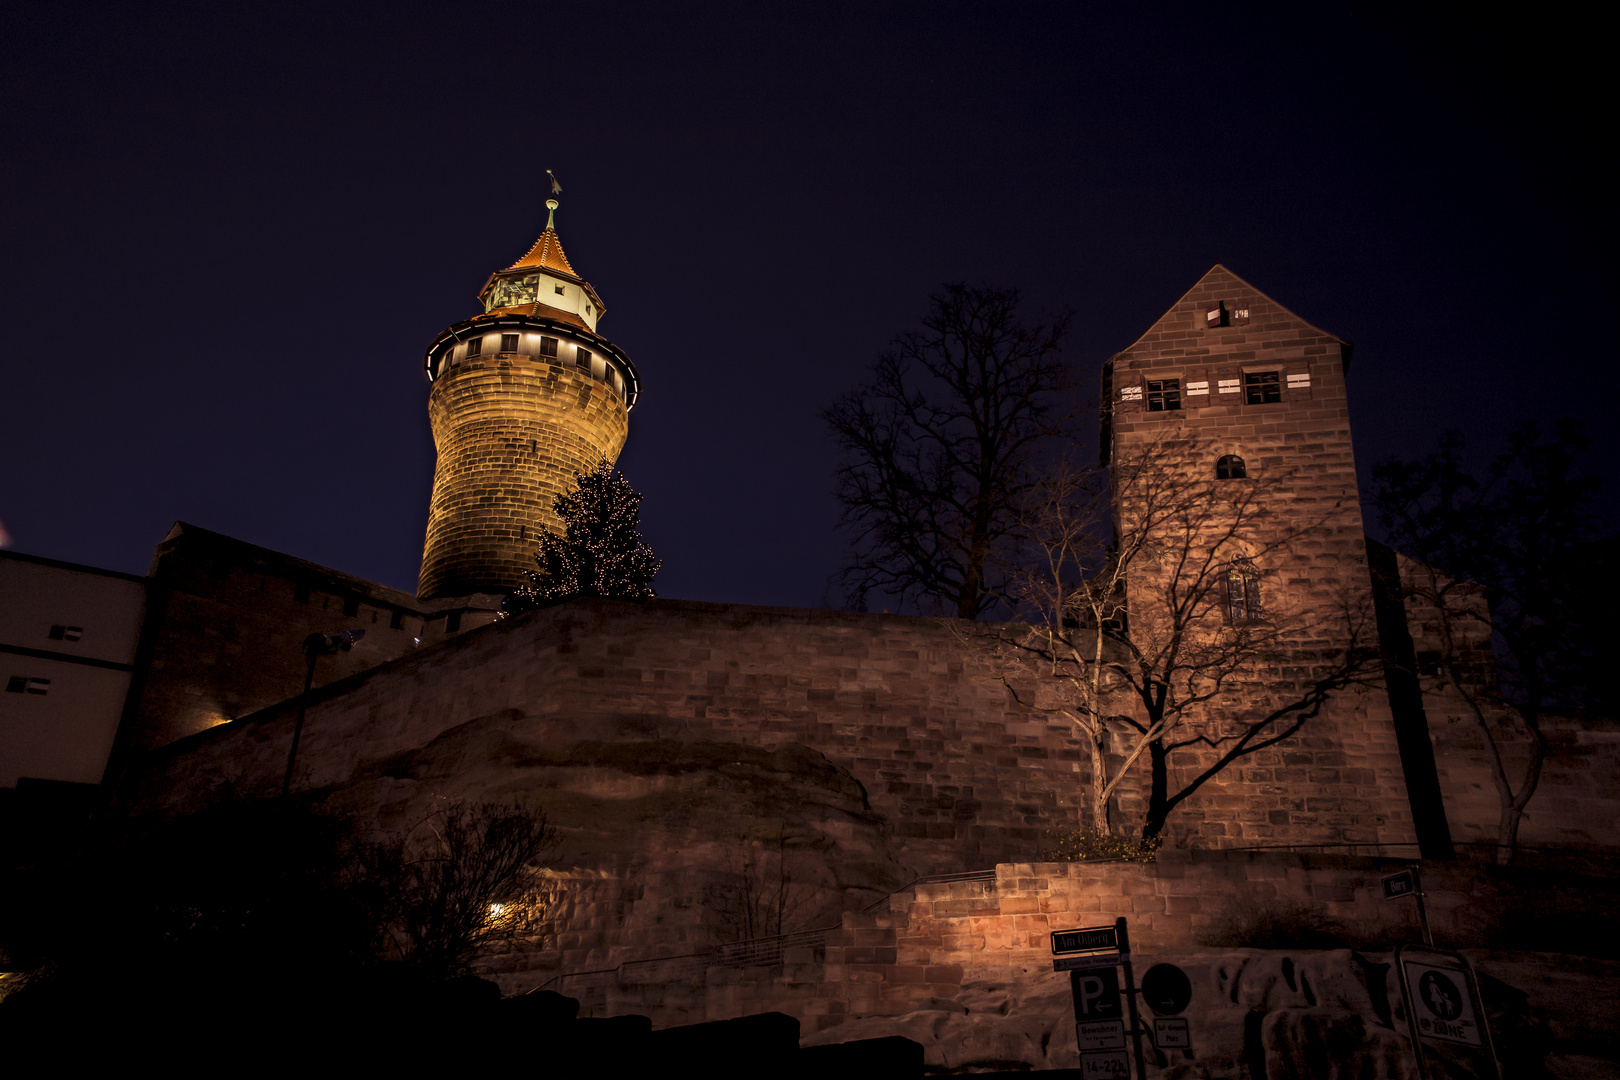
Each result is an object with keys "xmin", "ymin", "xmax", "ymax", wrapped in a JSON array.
[
  {"xmin": 1382, "ymin": 866, "xmax": 1433, "ymax": 946},
  {"xmin": 1051, "ymin": 918, "xmax": 1147, "ymax": 1078}
]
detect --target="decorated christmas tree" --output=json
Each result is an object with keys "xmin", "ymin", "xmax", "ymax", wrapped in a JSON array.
[{"xmin": 510, "ymin": 461, "xmax": 660, "ymax": 608}]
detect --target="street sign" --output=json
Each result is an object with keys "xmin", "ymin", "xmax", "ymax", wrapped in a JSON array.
[
  {"xmin": 1153, "ymin": 1017, "xmax": 1191, "ymax": 1049},
  {"xmin": 1079, "ymin": 1048, "xmax": 1131, "ymax": 1077},
  {"xmin": 1383, "ymin": 870, "xmax": 1416, "ymax": 900},
  {"xmin": 1405, "ymin": 962, "xmax": 1482, "ymax": 1046},
  {"xmin": 1056, "ymin": 917, "xmax": 1147, "ymax": 1080},
  {"xmin": 1077, "ymin": 1019, "xmax": 1127, "ymax": 1051},
  {"xmin": 1055, "ymin": 954, "xmax": 1123, "ymax": 973},
  {"xmin": 1140, "ymin": 963, "xmax": 1193, "ymax": 1015},
  {"xmin": 1396, "ymin": 946, "xmax": 1501, "ymax": 1080},
  {"xmin": 1070, "ymin": 965, "xmax": 1124, "ymax": 1020},
  {"xmin": 1052, "ymin": 925, "xmax": 1120, "ymax": 954}
]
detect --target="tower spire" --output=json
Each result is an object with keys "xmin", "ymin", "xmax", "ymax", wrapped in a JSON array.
[{"xmin": 545, "ymin": 169, "xmax": 563, "ymax": 230}]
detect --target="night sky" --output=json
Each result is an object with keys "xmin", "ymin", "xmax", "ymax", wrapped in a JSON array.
[{"xmin": 2, "ymin": 4, "xmax": 1608, "ymax": 608}]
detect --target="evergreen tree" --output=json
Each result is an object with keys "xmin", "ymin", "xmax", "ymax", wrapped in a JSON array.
[{"xmin": 512, "ymin": 462, "xmax": 659, "ymax": 607}]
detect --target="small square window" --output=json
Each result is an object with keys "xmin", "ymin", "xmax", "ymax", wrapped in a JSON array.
[
  {"xmin": 49, "ymin": 624, "xmax": 83, "ymax": 642},
  {"xmin": 1147, "ymin": 379, "xmax": 1181, "ymax": 412},
  {"xmin": 501, "ymin": 334, "xmax": 519, "ymax": 353},
  {"xmin": 554, "ymin": 285, "xmax": 565, "ymax": 295},
  {"xmin": 1244, "ymin": 371, "xmax": 1281, "ymax": 405},
  {"xmin": 1205, "ymin": 301, "xmax": 1228, "ymax": 328},
  {"xmin": 6, "ymin": 675, "xmax": 51, "ymax": 695},
  {"xmin": 539, "ymin": 337, "xmax": 558, "ymax": 357},
  {"xmin": 575, "ymin": 347, "xmax": 591, "ymax": 370},
  {"xmin": 466, "ymin": 337, "xmax": 483, "ymax": 357},
  {"xmin": 1216, "ymin": 455, "xmax": 1247, "ymax": 480}
]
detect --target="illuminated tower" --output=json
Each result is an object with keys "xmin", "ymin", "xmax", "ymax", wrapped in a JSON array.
[{"xmin": 417, "ymin": 198, "xmax": 641, "ymax": 600}]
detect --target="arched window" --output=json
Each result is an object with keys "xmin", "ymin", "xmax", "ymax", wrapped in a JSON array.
[
  {"xmin": 1225, "ymin": 557, "xmax": 1262, "ymax": 625},
  {"xmin": 1216, "ymin": 454, "xmax": 1246, "ymax": 480}
]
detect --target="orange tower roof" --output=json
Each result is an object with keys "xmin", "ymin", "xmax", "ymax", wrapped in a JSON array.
[{"xmin": 505, "ymin": 227, "xmax": 578, "ymax": 277}]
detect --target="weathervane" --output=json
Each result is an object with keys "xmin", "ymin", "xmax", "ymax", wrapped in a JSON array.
[{"xmin": 545, "ymin": 169, "xmax": 562, "ymax": 229}]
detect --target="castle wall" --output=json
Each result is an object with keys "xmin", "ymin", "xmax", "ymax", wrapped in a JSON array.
[
  {"xmin": 120, "ymin": 596, "xmax": 1420, "ymax": 862},
  {"xmin": 524, "ymin": 852, "xmax": 1617, "ymax": 1037},
  {"xmin": 419, "ymin": 353, "xmax": 630, "ymax": 599},
  {"xmin": 107, "ymin": 523, "xmax": 497, "ymax": 772}
]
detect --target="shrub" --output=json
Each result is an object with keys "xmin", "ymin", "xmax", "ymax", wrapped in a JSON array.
[{"xmin": 1041, "ymin": 829, "xmax": 1162, "ymax": 863}]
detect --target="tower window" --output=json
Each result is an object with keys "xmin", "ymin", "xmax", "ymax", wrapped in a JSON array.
[
  {"xmin": 466, "ymin": 337, "xmax": 483, "ymax": 358},
  {"xmin": 6, "ymin": 676, "xmax": 51, "ymax": 695},
  {"xmin": 539, "ymin": 336, "xmax": 558, "ymax": 357},
  {"xmin": 575, "ymin": 347, "xmax": 591, "ymax": 370},
  {"xmin": 49, "ymin": 625, "xmax": 84, "ymax": 642},
  {"xmin": 1225, "ymin": 558, "xmax": 1263, "ymax": 626},
  {"xmin": 1147, "ymin": 379, "xmax": 1181, "ymax": 412},
  {"xmin": 501, "ymin": 334, "xmax": 519, "ymax": 353},
  {"xmin": 343, "ymin": 595, "xmax": 360, "ymax": 617},
  {"xmin": 554, "ymin": 285, "xmax": 565, "ymax": 295},
  {"xmin": 1244, "ymin": 371, "xmax": 1281, "ymax": 404},
  {"xmin": 390, "ymin": 610, "xmax": 404, "ymax": 630},
  {"xmin": 1216, "ymin": 455, "xmax": 1246, "ymax": 480}
]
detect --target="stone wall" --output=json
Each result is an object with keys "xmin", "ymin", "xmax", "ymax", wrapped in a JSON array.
[
  {"xmin": 529, "ymin": 852, "xmax": 1617, "ymax": 1044},
  {"xmin": 120, "ymin": 596, "xmax": 1422, "ymax": 868},
  {"xmin": 419, "ymin": 353, "xmax": 630, "ymax": 599},
  {"xmin": 106, "ymin": 523, "xmax": 497, "ymax": 773}
]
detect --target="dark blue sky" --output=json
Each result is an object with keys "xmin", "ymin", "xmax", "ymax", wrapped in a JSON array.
[{"xmin": 2, "ymin": 4, "xmax": 1608, "ymax": 606}]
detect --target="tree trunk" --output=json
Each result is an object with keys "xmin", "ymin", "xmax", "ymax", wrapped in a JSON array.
[
  {"xmin": 1088, "ymin": 730, "xmax": 1110, "ymax": 834},
  {"xmin": 1492, "ymin": 721, "xmax": 1548, "ymax": 866}
]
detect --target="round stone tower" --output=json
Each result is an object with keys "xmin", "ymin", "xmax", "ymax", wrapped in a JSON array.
[{"xmin": 417, "ymin": 199, "xmax": 641, "ymax": 600}]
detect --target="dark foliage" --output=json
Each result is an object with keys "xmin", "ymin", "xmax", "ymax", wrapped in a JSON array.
[
  {"xmin": 1198, "ymin": 904, "xmax": 1354, "ymax": 949},
  {"xmin": 510, "ymin": 460, "xmax": 659, "ymax": 609},
  {"xmin": 824, "ymin": 284, "xmax": 1074, "ymax": 619},
  {"xmin": 382, "ymin": 801, "xmax": 557, "ymax": 982},
  {"xmin": 0, "ymin": 796, "xmax": 554, "ymax": 1059},
  {"xmin": 1373, "ymin": 420, "xmax": 1616, "ymax": 860}
]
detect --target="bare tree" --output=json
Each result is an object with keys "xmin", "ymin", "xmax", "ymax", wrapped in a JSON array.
[
  {"xmin": 824, "ymin": 285, "xmax": 1074, "ymax": 618},
  {"xmin": 377, "ymin": 800, "xmax": 557, "ymax": 980},
  {"xmin": 1374, "ymin": 421, "xmax": 1611, "ymax": 864},
  {"xmin": 706, "ymin": 824, "xmax": 819, "ymax": 944},
  {"xmin": 987, "ymin": 436, "xmax": 1381, "ymax": 840}
]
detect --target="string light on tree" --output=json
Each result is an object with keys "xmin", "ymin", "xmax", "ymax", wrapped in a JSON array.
[{"xmin": 510, "ymin": 461, "xmax": 660, "ymax": 607}]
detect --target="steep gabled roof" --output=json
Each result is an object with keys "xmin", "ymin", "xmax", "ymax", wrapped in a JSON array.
[{"xmin": 1114, "ymin": 263, "xmax": 1351, "ymax": 360}]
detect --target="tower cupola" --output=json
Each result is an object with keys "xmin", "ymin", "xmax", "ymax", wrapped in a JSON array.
[{"xmin": 417, "ymin": 193, "xmax": 641, "ymax": 600}]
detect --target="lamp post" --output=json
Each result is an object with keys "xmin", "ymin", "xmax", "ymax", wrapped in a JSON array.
[{"xmin": 281, "ymin": 629, "xmax": 365, "ymax": 798}]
